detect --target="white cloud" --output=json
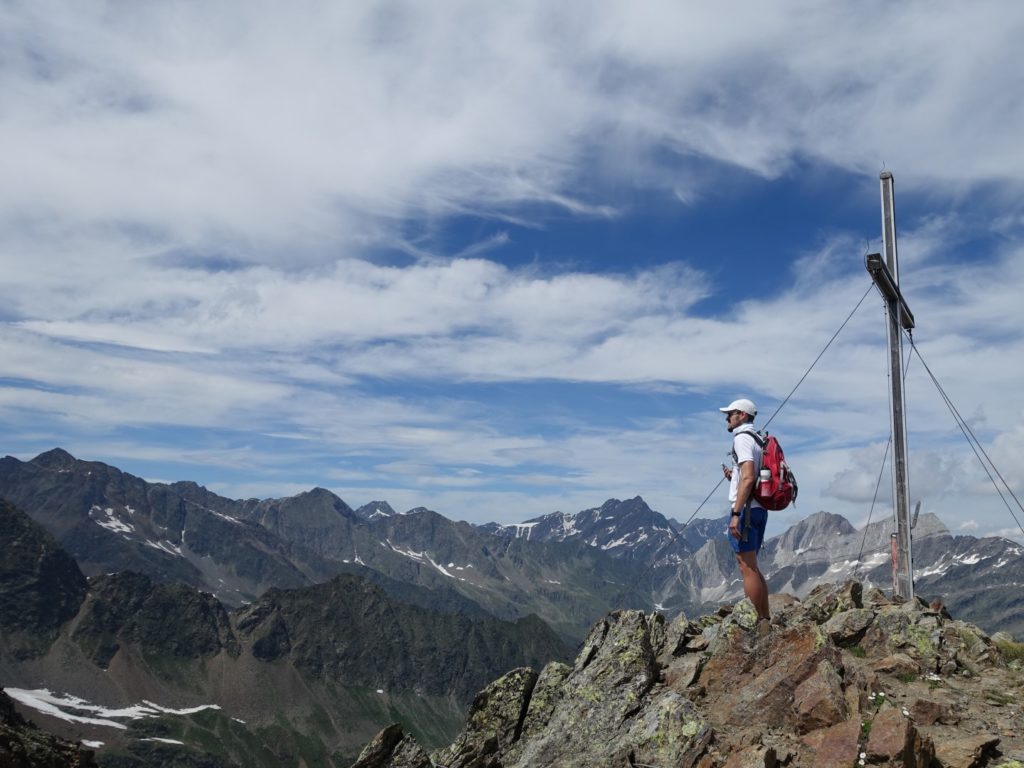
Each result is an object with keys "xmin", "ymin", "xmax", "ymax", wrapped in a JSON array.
[
  {"xmin": 2, "ymin": 2, "xmax": 1024, "ymax": 540},
  {"xmin": 3, "ymin": 2, "xmax": 1023, "ymax": 255}
]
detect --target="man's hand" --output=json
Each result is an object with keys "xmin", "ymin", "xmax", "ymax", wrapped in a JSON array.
[
  {"xmin": 729, "ymin": 514, "xmax": 741, "ymax": 539},
  {"xmin": 722, "ymin": 464, "xmax": 732, "ymax": 480}
]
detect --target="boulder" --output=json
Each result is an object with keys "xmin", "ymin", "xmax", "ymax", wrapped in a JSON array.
[
  {"xmin": 431, "ymin": 666, "xmax": 538, "ymax": 768},
  {"xmin": 702, "ymin": 623, "xmax": 844, "ymax": 735},
  {"xmin": 871, "ymin": 653, "xmax": 920, "ymax": 676},
  {"xmin": 794, "ymin": 659, "xmax": 847, "ymax": 732},
  {"xmin": 822, "ymin": 608, "xmax": 875, "ymax": 646},
  {"xmin": 802, "ymin": 580, "xmax": 863, "ymax": 618},
  {"xmin": 505, "ymin": 610, "xmax": 673, "ymax": 767},
  {"xmin": 910, "ymin": 697, "xmax": 958, "ymax": 726},
  {"xmin": 350, "ymin": 725, "xmax": 432, "ymax": 768},
  {"xmin": 801, "ymin": 718, "xmax": 860, "ymax": 768},
  {"xmin": 865, "ymin": 707, "xmax": 934, "ymax": 768},
  {"xmin": 387, "ymin": 737, "xmax": 433, "ymax": 768},
  {"xmin": 932, "ymin": 733, "xmax": 1001, "ymax": 768},
  {"xmin": 518, "ymin": 661, "xmax": 570, "ymax": 739},
  {"xmin": 623, "ymin": 691, "xmax": 713, "ymax": 768},
  {"xmin": 347, "ymin": 581, "xmax": 1024, "ymax": 768},
  {"xmin": 351, "ymin": 723, "xmax": 404, "ymax": 768},
  {"xmin": 721, "ymin": 745, "xmax": 778, "ymax": 768}
]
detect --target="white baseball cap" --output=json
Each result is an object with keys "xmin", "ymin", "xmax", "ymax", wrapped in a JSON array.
[{"xmin": 719, "ymin": 398, "xmax": 757, "ymax": 416}]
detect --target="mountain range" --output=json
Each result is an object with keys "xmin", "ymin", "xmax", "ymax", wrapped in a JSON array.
[
  {"xmin": 0, "ymin": 496, "xmax": 568, "ymax": 765},
  {"xmin": 3, "ymin": 449, "xmax": 1022, "ymax": 640},
  {"xmin": 2, "ymin": 447, "xmax": 1023, "ymax": 766}
]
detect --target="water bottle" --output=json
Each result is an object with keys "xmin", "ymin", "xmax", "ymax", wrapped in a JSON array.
[{"xmin": 758, "ymin": 468, "xmax": 771, "ymax": 498}]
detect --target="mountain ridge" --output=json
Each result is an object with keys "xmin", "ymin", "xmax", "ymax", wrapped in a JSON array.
[
  {"xmin": 3, "ymin": 448, "xmax": 1023, "ymax": 640},
  {"xmin": 0, "ymin": 501, "xmax": 572, "ymax": 765}
]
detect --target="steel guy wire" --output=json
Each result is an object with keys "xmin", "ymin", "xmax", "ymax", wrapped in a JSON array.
[
  {"xmin": 853, "ymin": 435, "xmax": 891, "ymax": 580},
  {"xmin": 610, "ymin": 281, "xmax": 874, "ymax": 609},
  {"xmin": 907, "ymin": 335, "xmax": 1024, "ymax": 539}
]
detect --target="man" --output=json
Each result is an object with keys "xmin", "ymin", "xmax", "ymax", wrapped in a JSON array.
[{"xmin": 720, "ymin": 398, "xmax": 770, "ymax": 626}]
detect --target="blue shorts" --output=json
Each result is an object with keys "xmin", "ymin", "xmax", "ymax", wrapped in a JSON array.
[{"xmin": 728, "ymin": 505, "xmax": 767, "ymax": 554}]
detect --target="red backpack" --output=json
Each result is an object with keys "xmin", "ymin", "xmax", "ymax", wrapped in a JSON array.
[{"xmin": 741, "ymin": 431, "xmax": 798, "ymax": 511}]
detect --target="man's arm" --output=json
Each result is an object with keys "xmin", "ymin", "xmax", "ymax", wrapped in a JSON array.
[
  {"xmin": 733, "ymin": 461, "xmax": 756, "ymax": 514},
  {"xmin": 728, "ymin": 460, "xmax": 755, "ymax": 539}
]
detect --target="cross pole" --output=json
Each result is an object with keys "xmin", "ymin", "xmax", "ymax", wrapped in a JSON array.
[{"xmin": 865, "ymin": 171, "xmax": 915, "ymax": 601}]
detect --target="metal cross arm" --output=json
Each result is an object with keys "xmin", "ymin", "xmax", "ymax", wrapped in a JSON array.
[{"xmin": 865, "ymin": 252, "xmax": 915, "ymax": 331}]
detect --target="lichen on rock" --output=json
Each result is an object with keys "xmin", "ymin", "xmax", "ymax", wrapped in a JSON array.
[{"xmin": 349, "ymin": 581, "xmax": 1024, "ymax": 768}]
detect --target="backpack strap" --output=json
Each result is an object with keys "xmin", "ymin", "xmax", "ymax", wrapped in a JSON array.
[
  {"xmin": 733, "ymin": 430, "xmax": 765, "ymax": 529},
  {"xmin": 731, "ymin": 429, "xmax": 764, "ymax": 467}
]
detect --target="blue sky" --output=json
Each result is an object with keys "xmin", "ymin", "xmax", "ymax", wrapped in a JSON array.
[{"xmin": 3, "ymin": 1, "xmax": 1024, "ymax": 544}]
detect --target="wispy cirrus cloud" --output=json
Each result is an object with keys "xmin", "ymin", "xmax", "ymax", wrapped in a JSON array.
[{"xmin": 3, "ymin": 2, "xmax": 1024, "ymax": 540}]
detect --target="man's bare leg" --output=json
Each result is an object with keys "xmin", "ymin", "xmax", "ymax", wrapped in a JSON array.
[{"xmin": 736, "ymin": 551, "xmax": 770, "ymax": 621}]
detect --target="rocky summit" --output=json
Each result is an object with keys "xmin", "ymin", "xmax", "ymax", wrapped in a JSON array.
[
  {"xmin": 1, "ymin": 688, "xmax": 98, "ymax": 767},
  {"xmin": 351, "ymin": 581, "xmax": 1024, "ymax": 768}
]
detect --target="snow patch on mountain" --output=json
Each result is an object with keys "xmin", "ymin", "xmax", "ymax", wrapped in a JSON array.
[
  {"xmin": 144, "ymin": 539, "xmax": 183, "ymax": 557},
  {"xmin": 89, "ymin": 505, "xmax": 134, "ymax": 535},
  {"xmin": 601, "ymin": 531, "xmax": 649, "ymax": 550},
  {"xmin": 3, "ymin": 688, "xmax": 221, "ymax": 731},
  {"xmin": 384, "ymin": 539, "xmax": 467, "ymax": 580}
]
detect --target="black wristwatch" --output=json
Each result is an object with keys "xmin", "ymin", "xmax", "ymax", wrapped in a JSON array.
[{"xmin": 730, "ymin": 511, "xmax": 741, "ymax": 517}]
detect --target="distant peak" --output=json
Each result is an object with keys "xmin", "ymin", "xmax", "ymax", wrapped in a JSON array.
[
  {"xmin": 403, "ymin": 506, "xmax": 436, "ymax": 516},
  {"xmin": 303, "ymin": 486, "xmax": 336, "ymax": 498},
  {"xmin": 291, "ymin": 487, "xmax": 355, "ymax": 515},
  {"xmin": 598, "ymin": 496, "xmax": 655, "ymax": 516},
  {"xmin": 356, "ymin": 501, "xmax": 396, "ymax": 519},
  {"xmin": 790, "ymin": 511, "xmax": 856, "ymax": 536},
  {"xmin": 31, "ymin": 448, "xmax": 78, "ymax": 468}
]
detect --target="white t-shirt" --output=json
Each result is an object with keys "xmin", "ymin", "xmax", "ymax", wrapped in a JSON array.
[{"xmin": 728, "ymin": 424, "xmax": 763, "ymax": 507}]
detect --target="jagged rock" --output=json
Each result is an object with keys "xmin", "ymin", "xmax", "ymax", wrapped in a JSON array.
[
  {"xmin": 701, "ymin": 622, "xmax": 843, "ymax": 736},
  {"xmin": 802, "ymin": 580, "xmax": 863, "ymax": 617},
  {"xmin": 686, "ymin": 632, "xmax": 712, "ymax": 653},
  {"xmin": 863, "ymin": 586, "xmax": 895, "ymax": 608},
  {"xmin": 932, "ymin": 733, "xmax": 1001, "ymax": 768},
  {"xmin": 348, "ymin": 581, "xmax": 1024, "ymax": 768},
  {"xmin": 500, "ymin": 609, "xmax": 715, "ymax": 767},
  {"xmin": 661, "ymin": 612, "xmax": 693, "ymax": 659},
  {"xmin": 862, "ymin": 603, "xmax": 947, "ymax": 669},
  {"xmin": 351, "ymin": 723, "xmax": 404, "ymax": 768},
  {"xmin": 350, "ymin": 724, "xmax": 432, "ymax": 768},
  {"xmin": 0, "ymin": 498, "xmax": 89, "ymax": 659},
  {"xmin": 945, "ymin": 622, "xmax": 999, "ymax": 672},
  {"xmin": 518, "ymin": 662, "xmax": 570, "ymax": 740},
  {"xmin": 872, "ymin": 653, "xmax": 920, "ymax": 676},
  {"xmin": 822, "ymin": 608, "xmax": 874, "ymax": 646},
  {"xmin": 910, "ymin": 698, "xmax": 958, "ymax": 726},
  {"xmin": 431, "ymin": 667, "xmax": 538, "ymax": 768},
  {"xmin": 793, "ymin": 659, "xmax": 847, "ymax": 732},
  {"xmin": 0, "ymin": 689, "xmax": 99, "ymax": 767},
  {"xmin": 721, "ymin": 745, "xmax": 778, "ymax": 768},
  {"xmin": 623, "ymin": 691, "xmax": 712, "ymax": 768},
  {"xmin": 800, "ymin": 718, "xmax": 860, "ymax": 768},
  {"xmin": 648, "ymin": 610, "xmax": 669, "ymax": 656},
  {"xmin": 729, "ymin": 598, "xmax": 760, "ymax": 632},
  {"xmin": 664, "ymin": 653, "xmax": 703, "ymax": 691},
  {"xmin": 567, "ymin": 610, "xmax": 659, "ymax": 721},
  {"xmin": 387, "ymin": 736, "xmax": 433, "ymax": 768},
  {"xmin": 865, "ymin": 707, "xmax": 934, "ymax": 767}
]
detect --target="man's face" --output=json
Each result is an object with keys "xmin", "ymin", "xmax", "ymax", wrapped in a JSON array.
[{"xmin": 725, "ymin": 409, "xmax": 746, "ymax": 433}]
